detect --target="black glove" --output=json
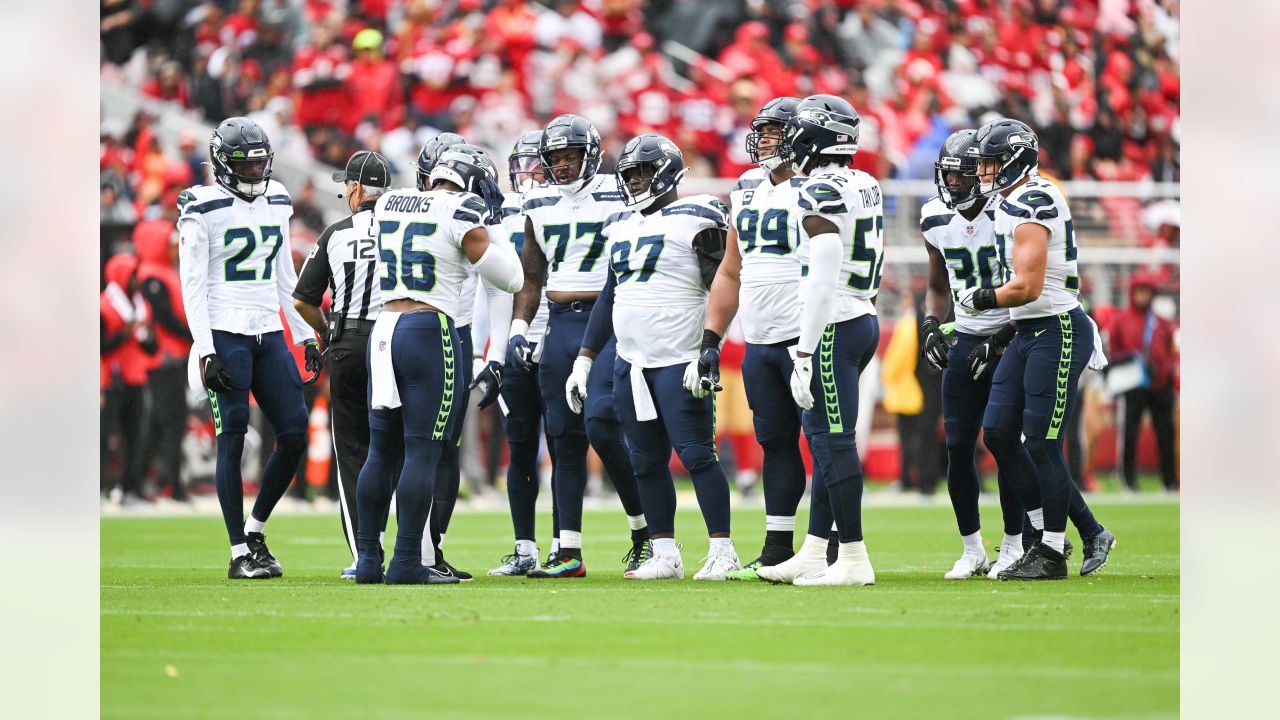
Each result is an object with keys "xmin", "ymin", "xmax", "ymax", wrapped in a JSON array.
[
  {"xmin": 967, "ymin": 324, "xmax": 1017, "ymax": 380},
  {"xmin": 697, "ymin": 329, "xmax": 722, "ymax": 394},
  {"xmin": 920, "ymin": 316, "xmax": 949, "ymax": 372},
  {"xmin": 201, "ymin": 354, "xmax": 234, "ymax": 393},
  {"xmin": 469, "ymin": 360, "xmax": 504, "ymax": 409},
  {"xmin": 303, "ymin": 340, "xmax": 323, "ymax": 385},
  {"xmin": 507, "ymin": 334, "xmax": 533, "ymax": 371}
]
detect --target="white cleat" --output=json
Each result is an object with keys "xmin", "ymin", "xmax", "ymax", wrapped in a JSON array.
[
  {"xmin": 693, "ymin": 545, "xmax": 741, "ymax": 581},
  {"xmin": 756, "ymin": 534, "xmax": 828, "ymax": 584},
  {"xmin": 625, "ymin": 552, "xmax": 684, "ymax": 580},
  {"xmin": 944, "ymin": 552, "xmax": 991, "ymax": 580},
  {"xmin": 987, "ymin": 542, "xmax": 1024, "ymax": 579},
  {"xmin": 794, "ymin": 541, "xmax": 875, "ymax": 586}
]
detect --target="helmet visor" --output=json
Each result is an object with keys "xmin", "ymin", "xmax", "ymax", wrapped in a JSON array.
[
  {"xmin": 509, "ymin": 154, "xmax": 545, "ymax": 187},
  {"xmin": 226, "ymin": 155, "xmax": 272, "ymax": 183}
]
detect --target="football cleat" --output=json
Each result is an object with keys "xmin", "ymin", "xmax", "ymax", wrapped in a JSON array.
[
  {"xmin": 430, "ymin": 553, "xmax": 473, "ymax": 581},
  {"xmin": 228, "ymin": 554, "xmax": 273, "ymax": 579},
  {"xmin": 794, "ymin": 541, "xmax": 875, "ymax": 586},
  {"xmin": 625, "ymin": 553, "xmax": 684, "ymax": 580},
  {"xmin": 245, "ymin": 532, "xmax": 282, "ymax": 577},
  {"xmin": 527, "ymin": 554, "xmax": 587, "ymax": 579},
  {"xmin": 988, "ymin": 538, "xmax": 1025, "ymax": 579},
  {"xmin": 1080, "ymin": 528, "xmax": 1117, "ymax": 576},
  {"xmin": 386, "ymin": 557, "xmax": 461, "ymax": 585},
  {"xmin": 944, "ymin": 552, "xmax": 991, "ymax": 580},
  {"xmin": 693, "ymin": 545, "xmax": 741, "ymax": 581},
  {"xmin": 488, "ymin": 552, "xmax": 539, "ymax": 577},
  {"xmin": 728, "ymin": 544, "xmax": 796, "ymax": 581},
  {"xmin": 341, "ymin": 562, "xmax": 357, "ymax": 579},
  {"xmin": 998, "ymin": 542, "xmax": 1068, "ymax": 580},
  {"xmin": 622, "ymin": 539, "xmax": 653, "ymax": 573},
  {"xmin": 1021, "ymin": 527, "xmax": 1073, "ymax": 558}
]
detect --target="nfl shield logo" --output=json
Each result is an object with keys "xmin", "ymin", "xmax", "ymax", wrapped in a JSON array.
[
  {"xmin": 965, "ymin": 225, "xmax": 976, "ymax": 236},
  {"xmin": 379, "ymin": 341, "xmax": 387, "ymax": 351}
]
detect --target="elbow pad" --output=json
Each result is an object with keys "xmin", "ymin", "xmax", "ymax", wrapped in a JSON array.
[{"xmin": 472, "ymin": 241, "xmax": 524, "ymax": 294}]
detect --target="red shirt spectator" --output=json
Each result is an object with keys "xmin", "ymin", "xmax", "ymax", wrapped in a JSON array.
[
  {"xmin": 101, "ymin": 254, "xmax": 154, "ymax": 388},
  {"xmin": 141, "ymin": 61, "xmax": 190, "ymax": 108},
  {"xmin": 133, "ymin": 220, "xmax": 191, "ymax": 367},
  {"xmin": 347, "ymin": 28, "xmax": 404, "ymax": 130},
  {"xmin": 292, "ymin": 22, "xmax": 354, "ymax": 132},
  {"xmin": 221, "ymin": 0, "xmax": 260, "ymax": 48},
  {"xmin": 1108, "ymin": 273, "xmax": 1178, "ymax": 392}
]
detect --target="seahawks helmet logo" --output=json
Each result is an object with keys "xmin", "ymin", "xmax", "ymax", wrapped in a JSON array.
[
  {"xmin": 659, "ymin": 141, "xmax": 681, "ymax": 157},
  {"xmin": 1008, "ymin": 133, "xmax": 1036, "ymax": 148}
]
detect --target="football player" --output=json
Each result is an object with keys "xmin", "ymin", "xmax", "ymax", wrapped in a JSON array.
[
  {"xmin": 352, "ymin": 148, "xmax": 524, "ymax": 584},
  {"xmin": 569, "ymin": 133, "xmax": 739, "ymax": 580},
  {"xmin": 489, "ymin": 131, "xmax": 560, "ymax": 576},
  {"xmin": 959, "ymin": 118, "xmax": 1116, "ymax": 580},
  {"xmin": 755, "ymin": 95, "xmax": 884, "ymax": 587},
  {"xmin": 696, "ymin": 97, "xmax": 812, "ymax": 580},
  {"xmin": 508, "ymin": 115, "xmax": 650, "ymax": 578},
  {"xmin": 177, "ymin": 117, "xmax": 321, "ymax": 579}
]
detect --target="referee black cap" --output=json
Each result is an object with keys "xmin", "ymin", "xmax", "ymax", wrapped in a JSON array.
[{"xmin": 332, "ymin": 150, "xmax": 390, "ymax": 188}]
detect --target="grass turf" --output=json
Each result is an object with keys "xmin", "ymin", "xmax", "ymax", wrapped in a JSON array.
[{"xmin": 102, "ymin": 501, "xmax": 1178, "ymax": 719}]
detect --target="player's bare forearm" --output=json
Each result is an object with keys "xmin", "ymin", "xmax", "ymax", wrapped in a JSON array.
[
  {"xmin": 923, "ymin": 243, "xmax": 952, "ymax": 319},
  {"xmin": 513, "ymin": 224, "xmax": 547, "ymax": 323},
  {"xmin": 293, "ymin": 300, "xmax": 328, "ymax": 339},
  {"xmin": 704, "ymin": 237, "xmax": 742, "ymax": 337},
  {"xmin": 997, "ymin": 223, "xmax": 1048, "ymax": 307}
]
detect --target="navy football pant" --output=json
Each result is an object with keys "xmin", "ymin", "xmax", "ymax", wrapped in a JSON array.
[
  {"xmin": 802, "ymin": 316, "xmax": 879, "ymax": 543},
  {"xmin": 208, "ymin": 330, "xmax": 308, "ymax": 546},
  {"xmin": 501, "ymin": 342, "xmax": 557, "ymax": 543},
  {"xmin": 983, "ymin": 307, "xmax": 1095, "ymax": 536},
  {"xmin": 427, "ymin": 324, "xmax": 473, "ymax": 556},
  {"xmin": 742, "ymin": 339, "xmax": 807, "ymax": 523},
  {"xmin": 614, "ymin": 359, "xmax": 730, "ymax": 537}
]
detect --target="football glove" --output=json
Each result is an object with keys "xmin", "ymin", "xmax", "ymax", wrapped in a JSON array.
[
  {"xmin": 921, "ymin": 316, "xmax": 949, "ymax": 372},
  {"xmin": 967, "ymin": 324, "xmax": 1017, "ymax": 381},
  {"xmin": 201, "ymin": 354, "xmax": 234, "ymax": 392},
  {"xmin": 303, "ymin": 340, "xmax": 323, "ymax": 384},
  {"xmin": 956, "ymin": 286, "xmax": 998, "ymax": 315},
  {"xmin": 684, "ymin": 330, "xmax": 722, "ymax": 398},
  {"xmin": 788, "ymin": 349, "xmax": 814, "ymax": 411},
  {"xmin": 507, "ymin": 334, "xmax": 533, "ymax": 371},
  {"xmin": 469, "ymin": 360, "xmax": 504, "ymax": 409},
  {"xmin": 565, "ymin": 355, "xmax": 593, "ymax": 415}
]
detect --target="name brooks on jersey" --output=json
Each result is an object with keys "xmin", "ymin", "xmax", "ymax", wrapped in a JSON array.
[
  {"xmin": 604, "ymin": 195, "xmax": 729, "ymax": 368},
  {"xmin": 521, "ymin": 174, "xmax": 626, "ymax": 292},
  {"xmin": 730, "ymin": 167, "xmax": 806, "ymax": 345},
  {"xmin": 920, "ymin": 194, "xmax": 1011, "ymax": 335},
  {"xmin": 992, "ymin": 173, "xmax": 1080, "ymax": 321},
  {"xmin": 795, "ymin": 166, "xmax": 885, "ymax": 324},
  {"xmin": 373, "ymin": 189, "xmax": 489, "ymax": 321}
]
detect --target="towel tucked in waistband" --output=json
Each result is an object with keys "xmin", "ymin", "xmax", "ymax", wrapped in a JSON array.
[{"xmin": 369, "ymin": 312, "xmax": 403, "ymax": 410}]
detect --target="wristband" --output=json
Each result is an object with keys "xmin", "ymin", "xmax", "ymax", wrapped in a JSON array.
[
  {"xmin": 701, "ymin": 329, "xmax": 722, "ymax": 351},
  {"xmin": 973, "ymin": 288, "xmax": 998, "ymax": 311}
]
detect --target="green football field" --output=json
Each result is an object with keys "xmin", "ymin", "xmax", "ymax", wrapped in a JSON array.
[{"xmin": 101, "ymin": 500, "xmax": 1178, "ymax": 719}]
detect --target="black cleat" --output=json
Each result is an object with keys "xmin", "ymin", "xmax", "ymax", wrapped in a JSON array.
[
  {"xmin": 355, "ymin": 548, "xmax": 385, "ymax": 584},
  {"xmin": 999, "ymin": 542, "xmax": 1068, "ymax": 580},
  {"xmin": 623, "ymin": 539, "xmax": 652, "ymax": 573},
  {"xmin": 245, "ymin": 532, "xmax": 282, "ymax": 577},
  {"xmin": 1080, "ymin": 528, "xmax": 1117, "ymax": 576},
  {"xmin": 228, "ymin": 553, "xmax": 273, "ymax": 579},
  {"xmin": 430, "ymin": 556, "xmax": 473, "ymax": 582},
  {"xmin": 1021, "ymin": 527, "xmax": 1072, "ymax": 559},
  {"xmin": 386, "ymin": 558, "xmax": 461, "ymax": 585}
]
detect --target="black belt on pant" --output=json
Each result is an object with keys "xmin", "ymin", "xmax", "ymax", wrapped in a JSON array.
[
  {"xmin": 338, "ymin": 318, "xmax": 376, "ymax": 333},
  {"xmin": 548, "ymin": 299, "xmax": 596, "ymax": 313}
]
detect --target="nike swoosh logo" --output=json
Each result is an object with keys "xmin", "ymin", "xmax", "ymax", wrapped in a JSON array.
[{"xmin": 1034, "ymin": 330, "xmax": 1046, "ymax": 337}]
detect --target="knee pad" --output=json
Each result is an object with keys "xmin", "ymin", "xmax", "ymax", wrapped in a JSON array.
[
  {"xmin": 982, "ymin": 429, "xmax": 1021, "ymax": 455},
  {"xmin": 629, "ymin": 449, "xmax": 668, "ymax": 479},
  {"xmin": 759, "ymin": 434, "xmax": 801, "ymax": 459},
  {"xmin": 274, "ymin": 431, "xmax": 307, "ymax": 463},
  {"xmin": 1022, "ymin": 435, "xmax": 1058, "ymax": 464},
  {"xmin": 585, "ymin": 417, "xmax": 623, "ymax": 454},
  {"xmin": 220, "ymin": 403, "xmax": 251, "ymax": 435},
  {"xmin": 674, "ymin": 443, "xmax": 717, "ymax": 475}
]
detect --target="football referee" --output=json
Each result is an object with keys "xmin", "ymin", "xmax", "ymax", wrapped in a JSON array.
[{"xmin": 293, "ymin": 150, "xmax": 391, "ymax": 578}]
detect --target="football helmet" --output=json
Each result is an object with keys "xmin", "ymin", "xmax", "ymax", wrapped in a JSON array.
[
  {"xmin": 508, "ymin": 130, "xmax": 545, "ymax": 193},
  {"xmin": 430, "ymin": 143, "xmax": 503, "ymax": 220},
  {"xmin": 210, "ymin": 117, "xmax": 273, "ymax": 200},
  {"xmin": 934, "ymin": 129, "xmax": 981, "ymax": 210},
  {"xmin": 777, "ymin": 94, "xmax": 860, "ymax": 174},
  {"xmin": 416, "ymin": 132, "xmax": 466, "ymax": 191},
  {"xmin": 539, "ymin": 114, "xmax": 602, "ymax": 193},
  {"xmin": 745, "ymin": 96, "xmax": 800, "ymax": 172},
  {"xmin": 615, "ymin": 133, "xmax": 686, "ymax": 210},
  {"xmin": 972, "ymin": 118, "xmax": 1038, "ymax": 197}
]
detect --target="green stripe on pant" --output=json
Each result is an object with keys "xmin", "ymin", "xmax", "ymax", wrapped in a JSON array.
[
  {"xmin": 820, "ymin": 324, "xmax": 843, "ymax": 433},
  {"xmin": 433, "ymin": 312, "xmax": 456, "ymax": 441},
  {"xmin": 207, "ymin": 390, "xmax": 223, "ymax": 435},
  {"xmin": 1046, "ymin": 311, "xmax": 1073, "ymax": 440}
]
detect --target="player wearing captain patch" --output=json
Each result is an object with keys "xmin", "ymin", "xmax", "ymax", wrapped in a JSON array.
[
  {"xmin": 755, "ymin": 94, "xmax": 883, "ymax": 587},
  {"xmin": 510, "ymin": 115, "xmax": 649, "ymax": 579},
  {"xmin": 572, "ymin": 133, "xmax": 737, "ymax": 581},
  {"xmin": 700, "ymin": 96, "xmax": 812, "ymax": 580},
  {"xmin": 177, "ymin": 117, "xmax": 319, "ymax": 580},
  {"xmin": 962, "ymin": 118, "xmax": 1115, "ymax": 580},
  {"xmin": 352, "ymin": 179, "xmax": 523, "ymax": 584}
]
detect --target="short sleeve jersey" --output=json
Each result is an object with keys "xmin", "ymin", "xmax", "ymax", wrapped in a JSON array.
[
  {"xmin": 920, "ymin": 194, "xmax": 1011, "ymax": 335},
  {"xmin": 795, "ymin": 165, "xmax": 885, "ymax": 324},
  {"xmin": 521, "ymin": 174, "xmax": 626, "ymax": 293},
  {"xmin": 992, "ymin": 173, "xmax": 1081, "ymax": 320},
  {"xmin": 729, "ymin": 167, "xmax": 806, "ymax": 344}
]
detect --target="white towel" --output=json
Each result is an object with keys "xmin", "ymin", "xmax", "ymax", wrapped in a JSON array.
[
  {"xmin": 1086, "ymin": 315, "xmax": 1108, "ymax": 371},
  {"xmin": 630, "ymin": 363, "xmax": 658, "ymax": 421},
  {"xmin": 186, "ymin": 345, "xmax": 208, "ymax": 406},
  {"xmin": 370, "ymin": 312, "xmax": 403, "ymax": 410}
]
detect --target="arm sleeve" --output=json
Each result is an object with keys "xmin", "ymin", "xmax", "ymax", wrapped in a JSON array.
[
  {"xmin": 291, "ymin": 226, "xmax": 333, "ymax": 307},
  {"xmin": 177, "ymin": 217, "xmax": 216, "ymax": 357},
  {"xmin": 480, "ymin": 277, "xmax": 514, "ymax": 364},
  {"xmin": 470, "ymin": 235, "xmax": 524, "ymax": 294},
  {"xmin": 580, "ymin": 269, "xmax": 617, "ymax": 355},
  {"xmin": 798, "ymin": 232, "xmax": 843, "ymax": 354},
  {"xmin": 140, "ymin": 278, "xmax": 193, "ymax": 341},
  {"xmin": 274, "ymin": 225, "xmax": 317, "ymax": 345}
]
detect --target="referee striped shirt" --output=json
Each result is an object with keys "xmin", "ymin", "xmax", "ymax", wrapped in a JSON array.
[{"xmin": 293, "ymin": 199, "xmax": 382, "ymax": 320}]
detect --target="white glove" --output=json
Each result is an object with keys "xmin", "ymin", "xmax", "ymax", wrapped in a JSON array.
[
  {"xmin": 565, "ymin": 355, "xmax": 593, "ymax": 415},
  {"xmin": 682, "ymin": 360, "xmax": 709, "ymax": 399},
  {"xmin": 789, "ymin": 348, "xmax": 814, "ymax": 411},
  {"xmin": 955, "ymin": 287, "xmax": 982, "ymax": 315}
]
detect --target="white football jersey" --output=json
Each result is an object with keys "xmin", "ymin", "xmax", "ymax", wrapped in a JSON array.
[
  {"xmin": 992, "ymin": 173, "xmax": 1081, "ymax": 320},
  {"xmin": 795, "ymin": 166, "xmax": 884, "ymax": 324},
  {"xmin": 605, "ymin": 194, "xmax": 729, "ymax": 368},
  {"xmin": 177, "ymin": 180, "xmax": 314, "ymax": 356},
  {"xmin": 730, "ymin": 167, "xmax": 806, "ymax": 344},
  {"xmin": 920, "ymin": 195, "xmax": 1011, "ymax": 335},
  {"xmin": 502, "ymin": 192, "xmax": 549, "ymax": 343},
  {"xmin": 373, "ymin": 188, "xmax": 488, "ymax": 321},
  {"xmin": 521, "ymin": 174, "xmax": 626, "ymax": 293}
]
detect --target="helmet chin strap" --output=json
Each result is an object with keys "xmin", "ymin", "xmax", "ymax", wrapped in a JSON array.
[{"xmin": 759, "ymin": 154, "xmax": 785, "ymax": 172}]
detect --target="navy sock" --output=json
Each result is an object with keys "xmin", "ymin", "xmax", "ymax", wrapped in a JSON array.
[
  {"xmin": 764, "ymin": 530, "xmax": 794, "ymax": 551},
  {"xmin": 250, "ymin": 431, "xmax": 306, "ymax": 525},
  {"xmin": 586, "ymin": 417, "xmax": 643, "ymax": 517},
  {"xmin": 214, "ymin": 432, "xmax": 248, "ymax": 545},
  {"xmin": 1068, "ymin": 468, "xmax": 1104, "ymax": 538},
  {"xmin": 551, "ymin": 433, "xmax": 589, "ymax": 534},
  {"xmin": 631, "ymin": 527, "xmax": 650, "ymax": 545},
  {"xmin": 1024, "ymin": 436, "xmax": 1071, "ymax": 533},
  {"xmin": 760, "ymin": 436, "xmax": 806, "ymax": 519}
]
